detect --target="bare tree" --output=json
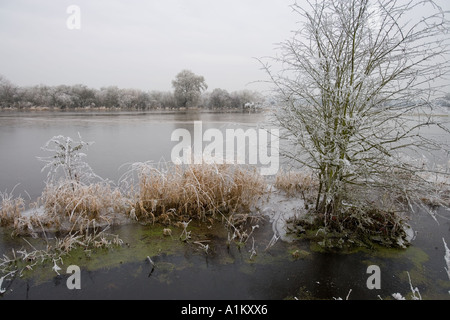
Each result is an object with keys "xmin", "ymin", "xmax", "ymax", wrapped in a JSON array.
[
  {"xmin": 172, "ymin": 70, "xmax": 208, "ymax": 108},
  {"xmin": 0, "ymin": 75, "xmax": 18, "ymax": 109},
  {"xmin": 97, "ymin": 86, "xmax": 120, "ymax": 109},
  {"xmin": 262, "ymin": 0, "xmax": 450, "ymax": 239},
  {"xmin": 438, "ymin": 93, "xmax": 450, "ymax": 108},
  {"xmin": 149, "ymin": 91, "xmax": 177, "ymax": 109},
  {"xmin": 71, "ymin": 84, "xmax": 96, "ymax": 108},
  {"xmin": 209, "ymin": 88, "xmax": 232, "ymax": 109}
]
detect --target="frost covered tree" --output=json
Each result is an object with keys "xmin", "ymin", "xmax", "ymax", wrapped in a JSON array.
[
  {"xmin": 71, "ymin": 84, "xmax": 96, "ymax": 108},
  {"xmin": 209, "ymin": 88, "xmax": 232, "ymax": 109},
  {"xmin": 172, "ymin": 70, "xmax": 208, "ymax": 108},
  {"xmin": 438, "ymin": 93, "xmax": 450, "ymax": 108},
  {"xmin": 0, "ymin": 75, "xmax": 18, "ymax": 109},
  {"xmin": 263, "ymin": 0, "xmax": 450, "ymax": 239}
]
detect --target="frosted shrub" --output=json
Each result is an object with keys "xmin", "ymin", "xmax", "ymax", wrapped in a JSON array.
[
  {"xmin": 38, "ymin": 133, "xmax": 99, "ymax": 186},
  {"xmin": 37, "ymin": 134, "xmax": 127, "ymax": 232},
  {"xmin": 0, "ymin": 189, "xmax": 25, "ymax": 228},
  {"xmin": 262, "ymin": 0, "xmax": 450, "ymax": 247}
]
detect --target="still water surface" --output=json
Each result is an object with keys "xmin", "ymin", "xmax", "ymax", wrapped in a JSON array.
[{"xmin": 0, "ymin": 110, "xmax": 449, "ymax": 300}]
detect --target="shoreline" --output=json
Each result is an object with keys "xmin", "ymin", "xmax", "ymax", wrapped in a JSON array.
[{"xmin": 0, "ymin": 107, "xmax": 270, "ymax": 114}]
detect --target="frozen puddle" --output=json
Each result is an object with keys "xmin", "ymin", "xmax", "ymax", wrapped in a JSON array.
[{"xmin": 257, "ymin": 188, "xmax": 306, "ymax": 242}]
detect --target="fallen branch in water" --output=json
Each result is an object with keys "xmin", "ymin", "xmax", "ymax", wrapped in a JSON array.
[
  {"xmin": 392, "ymin": 271, "xmax": 422, "ymax": 300},
  {"xmin": 443, "ymin": 238, "xmax": 450, "ymax": 281}
]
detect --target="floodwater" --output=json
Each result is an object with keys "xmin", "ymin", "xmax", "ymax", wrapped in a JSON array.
[{"xmin": 0, "ymin": 110, "xmax": 449, "ymax": 300}]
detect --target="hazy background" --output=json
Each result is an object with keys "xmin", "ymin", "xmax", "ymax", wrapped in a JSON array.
[
  {"xmin": 0, "ymin": 0, "xmax": 449, "ymax": 93},
  {"xmin": 0, "ymin": 0, "xmax": 298, "ymax": 92}
]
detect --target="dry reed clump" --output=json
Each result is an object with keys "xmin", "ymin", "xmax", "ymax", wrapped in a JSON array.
[
  {"xmin": 0, "ymin": 191, "xmax": 25, "ymax": 228},
  {"xmin": 0, "ymin": 184, "xmax": 126, "ymax": 278},
  {"xmin": 275, "ymin": 169, "xmax": 318, "ymax": 200},
  {"xmin": 38, "ymin": 180, "xmax": 128, "ymax": 232},
  {"xmin": 123, "ymin": 162, "xmax": 266, "ymax": 223},
  {"xmin": 416, "ymin": 171, "xmax": 450, "ymax": 208}
]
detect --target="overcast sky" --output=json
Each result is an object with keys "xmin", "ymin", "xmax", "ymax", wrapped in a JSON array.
[
  {"xmin": 0, "ymin": 0, "xmax": 449, "ymax": 93},
  {"xmin": 0, "ymin": 0, "xmax": 298, "ymax": 92}
]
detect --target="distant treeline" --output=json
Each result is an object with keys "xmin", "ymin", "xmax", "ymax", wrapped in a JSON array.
[{"xmin": 0, "ymin": 76, "xmax": 266, "ymax": 111}]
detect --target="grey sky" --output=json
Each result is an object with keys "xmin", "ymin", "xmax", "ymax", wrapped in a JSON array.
[
  {"xmin": 0, "ymin": 0, "xmax": 449, "ymax": 93},
  {"xmin": 0, "ymin": 0, "xmax": 298, "ymax": 92}
]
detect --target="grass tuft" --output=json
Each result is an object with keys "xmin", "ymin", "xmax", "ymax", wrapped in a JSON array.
[
  {"xmin": 275, "ymin": 169, "xmax": 317, "ymax": 197},
  {"xmin": 0, "ymin": 190, "xmax": 25, "ymax": 228},
  {"xmin": 122, "ymin": 162, "xmax": 266, "ymax": 223},
  {"xmin": 38, "ymin": 180, "xmax": 128, "ymax": 232}
]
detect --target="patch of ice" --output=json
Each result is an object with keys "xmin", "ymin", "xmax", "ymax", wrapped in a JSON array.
[
  {"xmin": 397, "ymin": 225, "xmax": 416, "ymax": 248},
  {"xmin": 257, "ymin": 187, "xmax": 307, "ymax": 242}
]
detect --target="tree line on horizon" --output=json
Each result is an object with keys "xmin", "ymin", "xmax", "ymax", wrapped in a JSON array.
[{"xmin": 0, "ymin": 71, "xmax": 266, "ymax": 111}]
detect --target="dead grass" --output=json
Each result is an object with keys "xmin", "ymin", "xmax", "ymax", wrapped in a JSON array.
[
  {"xmin": 274, "ymin": 169, "xmax": 318, "ymax": 206},
  {"xmin": 0, "ymin": 184, "xmax": 126, "ymax": 280},
  {"xmin": 0, "ymin": 138, "xmax": 272, "ymax": 280},
  {"xmin": 0, "ymin": 163, "xmax": 268, "ymax": 279},
  {"xmin": 0, "ymin": 190, "xmax": 25, "ymax": 228},
  {"xmin": 123, "ymin": 162, "xmax": 266, "ymax": 223},
  {"xmin": 1, "ymin": 163, "xmax": 267, "ymax": 235},
  {"xmin": 37, "ymin": 180, "xmax": 128, "ymax": 232}
]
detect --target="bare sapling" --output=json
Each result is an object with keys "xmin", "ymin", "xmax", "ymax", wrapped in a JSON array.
[
  {"xmin": 37, "ymin": 134, "xmax": 128, "ymax": 232},
  {"xmin": 38, "ymin": 133, "xmax": 99, "ymax": 187}
]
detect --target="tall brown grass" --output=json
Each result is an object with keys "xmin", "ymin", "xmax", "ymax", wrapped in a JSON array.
[
  {"xmin": 0, "ymin": 191, "xmax": 25, "ymax": 228},
  {"xmin": 123, "ymin": 162, "xmax": 266, "ymax": 223},
  {"xmin": 38, "ymin": 180, "xmax": 128, "ymax": 232},
  {"xmin": 275, "ymin": 169, "xmax": 317, "ymax": 198}
]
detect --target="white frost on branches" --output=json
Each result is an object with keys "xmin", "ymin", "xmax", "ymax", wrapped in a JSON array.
[
  {"xmin": 52, "ymin": 259, "xmax": 62, "ymax": 276},
  {"xmin": 38, "ymin": 133, "xmax": 101, "ymax": 185},
  {"xmin": 443, "ymin": 238, "xmax": 450, "ymax": 281},
  {"xmin": 261, "ymin": 0, "xmax": 450, "ymax": 222},
  {"xmin": 392, "ymin": 293, "xmax": 406, "ymax": 300}
]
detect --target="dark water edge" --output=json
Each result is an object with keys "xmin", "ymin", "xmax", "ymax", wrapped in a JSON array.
[{"xmin": 1, "ymin": 207, "xmax": 449, "ymax": 301}]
